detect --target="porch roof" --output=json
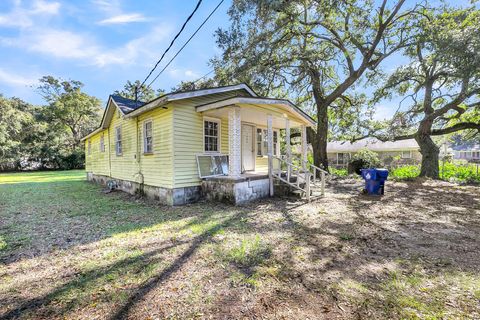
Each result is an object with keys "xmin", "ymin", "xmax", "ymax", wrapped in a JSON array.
[{"xmin": 195, "ymin": 96, "xmax": 316, "ymax": 128}]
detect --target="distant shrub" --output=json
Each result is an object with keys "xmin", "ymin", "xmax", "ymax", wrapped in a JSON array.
[
  {"xmin": 330, "ymin": 167, "xmax": 348, "ymax": 176},
  {"xmin": 390, "ymin": 162, "xmax": 480, "ymax": 183},
  {"xmin": 391, "ymin": 165, "xmax": 420, "ymax": 180},
  {"xmin": 440, "ymin": 162, "xmax": 480, "ymax": 183},
  {"xmin": 348, "ymin": 149, "xmax": 382, "ymax": 174}
]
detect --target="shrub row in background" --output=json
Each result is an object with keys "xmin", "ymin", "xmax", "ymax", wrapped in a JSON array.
[
  {"xmin": 381, "ymin": 163, "xmax": 479, "ymax": 183},
  {"xmin": 329, "ymin": 161, "xmax": 480, "ymax": 184}
]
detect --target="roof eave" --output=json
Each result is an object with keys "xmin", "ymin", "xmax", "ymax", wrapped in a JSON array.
[{"xmin": 195, "ymin": 96, "xmax": 316, "ymax": 127}]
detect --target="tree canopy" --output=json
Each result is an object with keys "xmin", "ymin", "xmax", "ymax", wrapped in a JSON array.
[
  {"xmin": 211, "ymin": 0, "xmax": 421, "ymax": 170},
  {"xmin": 0, "ymin": 76, "xmax": 102, "ymax": 171},
  {"xmin": 368, "ymin": 7, "xmax": 480, "ymax": 177},
  {"xmin": 114, "ymin": 80, "xmax": 165, "ymax": 102}
]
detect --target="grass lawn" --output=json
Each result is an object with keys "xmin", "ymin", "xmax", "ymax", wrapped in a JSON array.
[{"xmin": 1, "ymin": 171, "xmax": 479, "ymax": 319}]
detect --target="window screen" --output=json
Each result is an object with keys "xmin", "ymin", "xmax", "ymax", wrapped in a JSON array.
[
  {"xmin": 100, "ymin": 134, "xmax": 105, "ymax": 152},
  {"xmin": 196, "ymin": 155, "xmax": 228, "ymax": 178},
  {"xmin": 204, "ymin": 120, "xmax": 220, "ymax": 152},
  {"xmin": 144, "ymin": 121, "xmax": 153, "ymax": 153},
  {"xmin": 115, "ymin": 126, "xmax": 122, "ymax": 155}
]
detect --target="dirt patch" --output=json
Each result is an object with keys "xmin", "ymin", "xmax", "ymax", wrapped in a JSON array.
[{"xmin": 1, "ymin": 172, "xmax": 479, "ymax": 319}]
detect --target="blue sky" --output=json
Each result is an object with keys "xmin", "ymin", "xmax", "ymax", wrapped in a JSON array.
[
  {"xmin": 0, "ymin": 0, "xmax": 474, "ymax": 120},
  {"xmin": 0, "ymin": 0, "xmax": 230, "ymax": 105}
]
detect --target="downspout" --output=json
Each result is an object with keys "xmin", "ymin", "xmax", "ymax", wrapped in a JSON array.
[
  {"xmin": 107, "ymin": 127, "xmax": 112, "ymax": 177},
  {"xmin": 135, "ymin": 116, "xmax": 144, "ymax": 194}
]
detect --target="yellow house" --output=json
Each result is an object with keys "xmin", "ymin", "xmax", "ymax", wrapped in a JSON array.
[{"xmin": 82, "ymin": 84, "xmax": 318, "ymax": 205}]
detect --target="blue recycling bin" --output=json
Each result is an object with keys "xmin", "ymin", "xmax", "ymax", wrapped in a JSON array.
[{"xmin": 361, "ymin": 168, "xmax": 389, "ymax": 195}]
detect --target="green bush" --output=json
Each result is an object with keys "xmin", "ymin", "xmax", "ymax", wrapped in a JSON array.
[
  {"xmin": 391, "ymin": 165, "xmax": 420, "ymax": 180},
  {"xmin": 348, "ymin": 149, "xmax": 381, "ymax": 174},
  {"xmin": 440, "ymin": 162, "xmax": 480, "ymax": 183},
  {"xmin": 390, "ymin": 163, "xmax": 480, "ymax": 183},
  {"xmin": 330, "ymin": 167, "xmax": 348, "ymax": 176}
]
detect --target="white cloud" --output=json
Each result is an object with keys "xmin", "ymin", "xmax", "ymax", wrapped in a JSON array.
[
  {"xmin": 1, "ymin": 29, "xmax": 99, "ymax": 60},
  {"xmin": 0, "ymin": 0, "xmax": 60, "ymax": 28},
  {"xmin": 0, "ymin": 68, "xmax": 38, "ymax": 87},
  {"xmin": 92, "ymin": 0, "xmax": 148, "ymax": 25},
  {"xmin": 0, "ymin": 23, "xmax": 173, "ymax": 68},
  {"xmin": 93, "ymin": 25, "xmax": 173, "ymax": 67},
  {"xmin": 31, "ymin": 0, "xmax": 61, "ymax": 15},
  {"xmin": 98, "ymin": 13, "xmax": 148, "ymax": 25},
  {"xmin": 30, "ymin": 30, "xmax": 99, "ymax": 59},
  {"xmin": 169, "ymin": 68, "xmax": 200, "ymax": 81}
]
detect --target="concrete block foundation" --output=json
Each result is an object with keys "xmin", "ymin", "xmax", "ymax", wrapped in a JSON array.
[
  {"xmin": 86, "ymin": 172, "xmax": 201, "ymax": 206},
  {"xmin": 87, "ymin": 172, "xmax": 273, "ymax": 206},
  {"xmin": 201, "ymin": 175, "xmax": 270, "ymax": 205}
]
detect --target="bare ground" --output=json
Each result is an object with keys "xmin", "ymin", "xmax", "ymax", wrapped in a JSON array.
[{"xmin": 0, "ymin": 172, "xmax": 479, "ymax": 319}]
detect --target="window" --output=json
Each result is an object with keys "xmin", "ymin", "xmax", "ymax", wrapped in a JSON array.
[
  {"xmin": 337, "ymin": 153, "xmax": 350, "ymax": 165},
  {"xmin": 401, "ymin": 150, "xmax": 412, "ymax": 159},
  {"xmin": 115, "ymin": 126, "xmax": 122, "ymax": 155},
  {"xmin": 204, "ymin": 118, "xmax": 220, "ymax": 152},
  {"xmin": 256, "ymin": 129, "xmax": 263, "ymax": 156},
  {"xmin": 88, "ymin": 140, "xmax": 91, "ymax": 155},
  {"xmin": 100, "ymin": 134, "xmax": 105, "ymax": 152},
  {"xmin": 143, "ymin": 120, "xmax": 153, "ymax": 154},
  {"xmin": 256, "ymin": 128, "xmax": 279, "ymax": 156}
]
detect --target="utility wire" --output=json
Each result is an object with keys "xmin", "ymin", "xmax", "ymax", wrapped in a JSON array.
[
  {"xmin": 147, "ymin": 0, "xmax": 224, "ymax": 88},
  {"xmin": 193, "ymin": 69, "xmax": 214, "ymax": 84},
  {"xmin": 140, "ymin": 0, "xmax": 203, "ymax": 88}
]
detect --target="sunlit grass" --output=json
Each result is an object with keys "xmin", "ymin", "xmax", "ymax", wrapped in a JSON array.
[
  {"xmin": 0, "ymin": 170, "xmax": 85, "ymax": 184},
  {"xmin": 1, "ymin": 171, "xmax": 479, "ymax": 319}
]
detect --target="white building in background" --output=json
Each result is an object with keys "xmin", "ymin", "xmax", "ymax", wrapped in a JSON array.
[
  {"xmin": 327, "ymin": 138, "xmax": 421, "ymax": 167},
  {"xmin": 452, "ymin": 144, "xmax": 480, "ymax": 161}
]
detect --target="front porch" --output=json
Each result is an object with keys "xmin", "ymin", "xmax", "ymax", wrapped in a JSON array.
[{"xmin": 196, "ymin": 96, "xmax": 317, "ymax": 204}]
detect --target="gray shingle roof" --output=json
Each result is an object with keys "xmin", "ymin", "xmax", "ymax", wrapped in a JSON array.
[
  {"xmin": 452, "ymin": 144, "xmax": 480, "ymax": 151},
  {"xmin": 327, "ymin": 138, "xmax": 419, "ymax": 152},
  {"xmin": 111, "ymin": 95, "xmax": 145, "ymax": 114}
]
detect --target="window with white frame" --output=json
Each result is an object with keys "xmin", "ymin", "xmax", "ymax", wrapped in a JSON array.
[
  {"xmin": 99, "ymin": 134, "xmax": 105, "ymax": 152},
  {"xmin": 115, "ymin": 126, "xmax": 122, "ymax": 155},
  {"xmin": 204, "ymin": 118, "xmax": 220, "ymax": 153},
  {"xmin": 401, "ymin": 150, "xmax": 412, "ymax": 159},
  {"xmin": 143, "ymin": 120, "xmax": 153, "ymax": 154},
  {"xmin": 337, "ymin": 152, "xmax": 350, "ymax": 165},
  {"xmin": 88, "ymin": 140, "xmax": 91, "ymax": 155},
  {"xmin": 256, "ymin": 128, "xmax": 279, "ymax": 156}
]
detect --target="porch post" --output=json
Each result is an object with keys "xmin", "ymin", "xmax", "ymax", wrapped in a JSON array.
[
  {"xmin": 285, "ymin": 118, "xmax": 291, "ymax": 181},
  {"xmin": 301, "ymin": 125, "xmax": 307, "ymax": 170},
  {"xmin": 228, "ymin": 106, "xmax": 242, "ymax": 177},
  {"xmin": 267, "ymin": 114, "xmax": 274, "ymax": 196}
]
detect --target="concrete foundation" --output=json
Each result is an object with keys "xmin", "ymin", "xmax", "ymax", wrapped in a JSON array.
[
  {"xmin": 201, "ymin": 175, "xmax": 270, "ymax": 205},
  {"xmin": 87, "ymin": 172, "xmax": 277, "ymax": 206},
  {"xmin": 86, "ymin": 172, "xmax": 201, "ymax": 206}
]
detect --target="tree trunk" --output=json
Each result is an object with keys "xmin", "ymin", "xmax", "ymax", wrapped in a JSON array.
[
  {"xmin": 415, "ymin": 120, "xmax": 440, "ymax": 179},
  {"xmin": 309, "ymin": 70, "xmax": 329, "ymax": 171},
  {"xmin": 308, "ymin": 106, "xmax": 329, "ymax": 171}
]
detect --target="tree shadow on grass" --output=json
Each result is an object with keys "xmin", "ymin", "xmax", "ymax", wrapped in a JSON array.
[
  {"xmin": 0, "ymin": 211, "xmax": 244, "ymax": 320},
  {"xmin": 0, "ymin": 178, "xmax": 233, "ymax": 265}
]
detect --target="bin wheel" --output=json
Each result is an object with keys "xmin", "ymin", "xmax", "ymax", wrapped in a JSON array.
[{"xmin": 361, "ymin": 188, "xmax": 368, "ymax": 194}]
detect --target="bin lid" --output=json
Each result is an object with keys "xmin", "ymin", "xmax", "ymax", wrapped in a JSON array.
[{"xmin": 376, "ymin": 168, "xmax": 389, "ymax": 179}]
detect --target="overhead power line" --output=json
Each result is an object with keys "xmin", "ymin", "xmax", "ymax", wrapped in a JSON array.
[
  {"xmin": 147, "ymin": 0, "xmax": 225, "ymax": 88},
  {"xmin": 140, "ymin": 0, "xmax": 203, "ymax": 88},
  {"xmin": 193, "ymin": 69, "xmax": 214, "ymax": 84}
]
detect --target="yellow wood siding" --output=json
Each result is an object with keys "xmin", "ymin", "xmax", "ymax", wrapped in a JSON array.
[
  {"xmin": 138, "ymin": 107, "xmax": 174, "ymax": 188},
  {"xmin": 85, "ymin": 130, "xmax": 109, "ymax": 176},
  {"xmin": 172, "ymin": 92, "xmax": 238, "ymax": 188},
  {"xmin": 108, "ymin": 111, "xmax": 139, "ymax": 182},
  {"xmin": 87, "ymin": 89, "xmax": 250, "ymax": 189},
  {"xmin": 255, "ymin": 157, "xmax": 269, "ymax": 172},
  {"xmin": 86, "ymin": 105, "xmax": 174, "ymax": 189}
]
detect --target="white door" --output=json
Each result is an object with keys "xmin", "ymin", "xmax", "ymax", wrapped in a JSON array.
[{"xmin": 242, "ymin": 124, "xmax": 255, "ymax": 171}]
